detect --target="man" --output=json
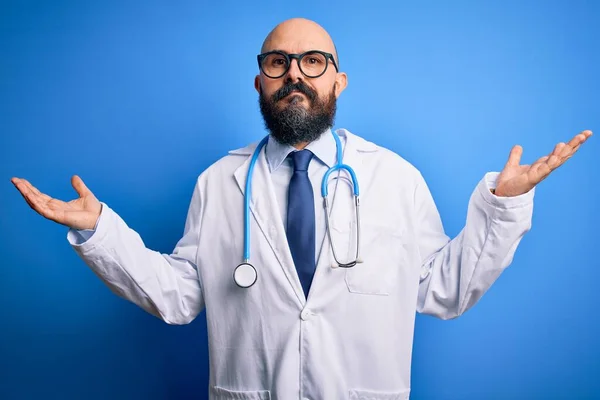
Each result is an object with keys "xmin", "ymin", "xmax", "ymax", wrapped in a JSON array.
[{"xmin": 11, "ymin": 18, "xmax": 591, "ymax": 400}]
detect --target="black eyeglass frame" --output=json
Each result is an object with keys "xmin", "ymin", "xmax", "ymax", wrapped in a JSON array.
[{"xmin": 257, "ymin": 50, "xmax": 339, "ymax": 79}]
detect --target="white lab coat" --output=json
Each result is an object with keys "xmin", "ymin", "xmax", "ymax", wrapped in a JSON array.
[{"xmin": 67, "ymin": 129, "xmax": 535, "ymax": 400}]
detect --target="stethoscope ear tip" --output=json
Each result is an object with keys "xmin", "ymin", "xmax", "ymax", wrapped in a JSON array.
[{"xmin": 356, "ymin": 258, "xmax": 364, "ymax": 263}]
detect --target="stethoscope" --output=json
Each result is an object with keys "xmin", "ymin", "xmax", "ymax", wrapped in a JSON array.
[{"xmin": 233, "ymin": 130, "xmax": 362, "ymax": 288}]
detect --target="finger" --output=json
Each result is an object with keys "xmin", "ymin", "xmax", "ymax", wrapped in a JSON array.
[
  {"xmin": 551, "ymin": 142, "xmax": 566, "ymax": 157},
  {"xmin": 71, "ymin": 175, "xmax": 92, "ymax": 198},
  {"xmin": 12, "ymin": 178, "xmax": 39, "ymax": 202},
  {"xmin": 567, "ymin": 142, "xmax": 582, "ymax": 154},
  {"xmin": 539, "ymin": 141, "xmax": 579, "ymax": 176},
  {"xmin": 13, "ymin": 178, "xmax": 38, "ymax": 197},
  {"xmin": 546, "ymin": 154, "xmax": 562, "ymax": 170},
  {"xmin": 560, "ymin": 131, "xmax": 592, "ymax": 155},
  {"xmin": 19, "ymin": 178, "xmax": 53, "ymax": 202},
  {"xmin": 505, "ymin": 145, "xmax": 523, "ymax": 167},
  {"xmin": 553, "ymin": 133, "xmax": 590, "ymax": 163},
  {"xmin": 569, "ymin": 130, "xmax": 593, "ymax": 147},
  {"xmin": 531, "ymin": 155, "xmax": 550, "ymax": 166},
  {"xmin": 559, "ymin": 136, "xmax": 588, "ymax": 159},
  {"xmin": 19, "ymin": 187, "xmax": 36, "ymax": 210},
  {"xmin": 15, "ymin": 181, "xmax": 55, "ymax": 218},
  {"xmin": 11, "ymin": 178, "xmax": 56, "ymax": 220},
  {"xmin": 529, "ymin": 158, "xmax": 553, "ymax": 184}
]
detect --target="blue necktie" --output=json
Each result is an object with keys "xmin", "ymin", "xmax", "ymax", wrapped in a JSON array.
[{"xmin": 287, "ymin": 150, "xmax": 316, "ymax": 299}]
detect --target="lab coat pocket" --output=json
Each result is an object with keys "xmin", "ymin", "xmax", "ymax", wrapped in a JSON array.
[
  {"xmin": 349, "ymin": 388, "xmax": 410, "ymax": 400},
  {"xmin": 211, "ymin": 386, "xmax": 271, "ymax": 400},
  {"xmin": 342, "ymin": 222, "xmax": 405, "ymax": 296}
]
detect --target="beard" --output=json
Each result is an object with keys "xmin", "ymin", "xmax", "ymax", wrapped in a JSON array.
[{"xmin": 259, "ymin": 81, "xmax": 337, "ymax": 147}]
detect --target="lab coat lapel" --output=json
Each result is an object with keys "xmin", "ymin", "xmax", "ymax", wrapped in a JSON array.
[{"xmin": 233, "ymin": 144, "xmax": 306, "ymax": 307}]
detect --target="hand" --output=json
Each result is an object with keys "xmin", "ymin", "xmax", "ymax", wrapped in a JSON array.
[
  {"xmin": 494, "ymin": 130, "xmax": 593, "ymax": 197},
  {"xmin": 11, "ymin": 175, "xmax": 102, "ymax": 230}
]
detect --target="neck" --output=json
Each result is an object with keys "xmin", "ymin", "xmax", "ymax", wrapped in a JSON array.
[{"xmin": 293, "ymin": 141, "xmax": 309, "ymax": 150}]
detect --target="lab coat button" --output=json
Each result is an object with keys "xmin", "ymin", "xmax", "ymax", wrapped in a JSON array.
[{"xmin": 300, "ymin": 309, "xmax": 312, "ymax": 321}]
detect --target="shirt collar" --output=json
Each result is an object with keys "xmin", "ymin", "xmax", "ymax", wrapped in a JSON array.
[{"xmin": 265, "ymin": 128, "xmax": 337, "ymax": 172}]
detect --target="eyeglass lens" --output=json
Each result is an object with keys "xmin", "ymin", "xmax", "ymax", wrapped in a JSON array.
[{"xmin": 261, "ymin": 52, "xmax": 328, "ymax": 78}]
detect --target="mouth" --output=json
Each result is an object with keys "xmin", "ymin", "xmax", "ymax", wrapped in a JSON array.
[
  {"xmin": 272, "ymin": 84, "xmax": 314, "ymax": 105},
  {"xmin": 286, "ymin": 90, "xmax": 305, "ymax": 98},
  {"xmin": 276, "ymin": 91, "xmax": 307, "ymax": 107}
]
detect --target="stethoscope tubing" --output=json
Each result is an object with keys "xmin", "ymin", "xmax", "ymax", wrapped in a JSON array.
[
  {"xmin": 243, "ymin": 135, "xmax": 270, "ymax": 263},
  {"xmin": 237, "ymin": 130, "xmax": 361, "ymax": 288}
]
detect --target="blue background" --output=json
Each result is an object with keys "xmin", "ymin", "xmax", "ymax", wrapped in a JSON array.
[{"xmin": 1, "ymin": 0, "xmax": 598, "ymax": 399}]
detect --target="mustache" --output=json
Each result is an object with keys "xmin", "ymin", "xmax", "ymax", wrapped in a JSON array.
[{"xmin": 272, "ymin": 81, "xmax": 317, "ymax": 103}]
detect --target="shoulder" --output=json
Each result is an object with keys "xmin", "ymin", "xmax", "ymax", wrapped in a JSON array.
[
  {"xmin": 190, "ymin": 139, "xmax": 258, "ymax": 189},
  {"xmin": 341, "ymin": 128, "xmax": 423, "ymax": 182}
]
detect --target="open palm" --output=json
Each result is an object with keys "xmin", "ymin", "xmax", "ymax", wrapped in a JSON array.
[
  {"xmin": 11, "ymin": 175, "xmax": 102, "ymax": 230},
  {"xmin": 495, "ymin": 130, "xmax": 592, "ymax": 197}
]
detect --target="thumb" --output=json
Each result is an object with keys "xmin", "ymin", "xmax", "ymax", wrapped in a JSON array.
[
  {"xmin": 505, "ymin": 145, "xmax": 523, "ymax": 168},
  {"xmin": 71, "ymin": 175, "xmax": 93, "ymax": 198}
]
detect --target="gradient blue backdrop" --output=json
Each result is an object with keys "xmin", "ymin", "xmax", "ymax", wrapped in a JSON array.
[{"xmin": 1, "ymin": 1, "xmax": 598, "ymax": 399}]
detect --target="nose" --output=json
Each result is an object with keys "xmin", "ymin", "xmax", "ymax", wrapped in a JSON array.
[{"xmin": 285, "ymin": 58, "xmax": 303, "ymax": 83}]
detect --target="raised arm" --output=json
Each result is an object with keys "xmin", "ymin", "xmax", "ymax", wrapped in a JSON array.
[
  {"xmin": 12, "ymin": 175, "xmax": 205, "ymax": 325},
  {"xmin": 415, "ymin": 130, "xmax": 592, "ymax": 319}
]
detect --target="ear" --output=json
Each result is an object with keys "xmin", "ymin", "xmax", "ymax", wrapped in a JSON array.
[
  {"xmin": 334, "ymin": 72, "xmax": 347, "ymax": 98},
  {"xmin": 254, "ymin": 75, "xmax": 261, "ymax": 94}
]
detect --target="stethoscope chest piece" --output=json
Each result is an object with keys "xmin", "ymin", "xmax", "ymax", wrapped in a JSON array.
[{"xmin": 234, "ymin": 263, "xmax": 257, "ymax": 288}]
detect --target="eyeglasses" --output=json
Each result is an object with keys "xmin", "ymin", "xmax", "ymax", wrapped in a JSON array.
[{"xmin": 257, "ymin": 50, "xmax": 339, "ymax": 79}]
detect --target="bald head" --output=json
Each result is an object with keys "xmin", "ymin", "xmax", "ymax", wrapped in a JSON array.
[{"xmin": 261, "ymin": 18, "xmax": 339, "ymax": 66}]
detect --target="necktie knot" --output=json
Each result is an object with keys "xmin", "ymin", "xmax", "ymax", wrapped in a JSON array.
[{"xmin": 290, "ymin": 150, "xmax": 313, "ymax": 172}]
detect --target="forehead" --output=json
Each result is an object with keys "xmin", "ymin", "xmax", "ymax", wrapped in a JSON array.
[{"xmin": 261, "ymin": 22, "xmax": 335, "ymax": 55}]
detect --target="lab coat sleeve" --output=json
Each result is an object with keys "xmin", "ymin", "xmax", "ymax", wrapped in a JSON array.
[
  {"xmin": 415, "ymin": 171, "xmax": 534, "ymax": 319},
  {"xmin": 66, "ymin": 179, "xmax": 205, "ymax": 325}
]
